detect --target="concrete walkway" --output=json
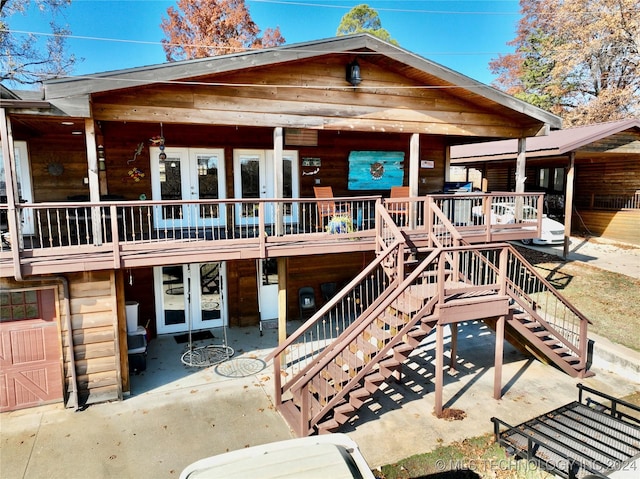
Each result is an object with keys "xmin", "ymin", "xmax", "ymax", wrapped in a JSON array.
[
  {"xmin": 526, "ymin": 235, "xmax": 640, "ymax": 279},
  {"xmin": 1, "ymin": 320, "xmax": 638, "ymax": 478}
]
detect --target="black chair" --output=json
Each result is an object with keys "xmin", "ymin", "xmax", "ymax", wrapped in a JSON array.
[
  {"xmin": 320, "ymin": 282, "xmax": 337, "ymax": 303},
  {"xmin": 298, "ymin": 286, "xmax": 317, "ymax": 320}
]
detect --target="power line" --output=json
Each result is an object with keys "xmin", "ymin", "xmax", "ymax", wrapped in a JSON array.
[{"xmin": 2, "ymin": 28, "xmax": 514, "ymax": 57}]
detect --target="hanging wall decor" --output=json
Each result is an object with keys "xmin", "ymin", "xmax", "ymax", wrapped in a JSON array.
[{"xmin": 127, "ymin": 167, "xmax": 145, "ymax": 182}]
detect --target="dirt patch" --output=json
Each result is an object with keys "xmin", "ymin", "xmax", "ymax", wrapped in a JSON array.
[
  {"xmin": 513, "ymin": 244, "xmax": 640, "ymax": 352},
  {"xmin": 436, "ymin": 408, "xmax": 467, "ymax": 421}
]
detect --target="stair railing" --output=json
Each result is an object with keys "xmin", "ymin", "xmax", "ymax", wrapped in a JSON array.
[
  {"xmin": 450, "ymin": 242, "xmax": 590, "ymax": 369},
  {"xmin": 292, "ymin": 242, "xmax": 510, "ymax": 434},
  {"xmin": 504, "ymin": 246, "xmax": 591, "ymax": 367},
  {"xmin": 297, "ymin": 248, "xmax": 443, "ymax": 435},
  {"xmin": 427, "ymin": 196, "xmax": 463, "ymax": 249},
  {"xmin": 266, "ymin": 205, "xmax": 407, "ymax": 395}
]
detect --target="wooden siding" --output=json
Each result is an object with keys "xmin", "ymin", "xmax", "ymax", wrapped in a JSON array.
[
  {"xmin": 574, "ymin": 157, "xmax": 640, "ymax": 207},
  {"xmin": 485, "ymin": 164, "xmax": 513, "ymax": 192},
  {"xmin": 286, "ymin": 252, "xmax": 376, "ymax": 319},
  {"xmin": 90, "ymin": 55, "xmax": 544, "ymax": 138},
  {"xmin": 227, "ymin": 259, "xmax": 259, "ymax": 328},
  {"xmin": 573, "ymin": 209, "xmax": 640, "ymax": 245},
  {"xmin": 61, "ymin": 270, "xmax": 122, "ymax": 406},
  {"xmin": 13, "ymin": 122, "xmax": 447, "ymax": 204}
]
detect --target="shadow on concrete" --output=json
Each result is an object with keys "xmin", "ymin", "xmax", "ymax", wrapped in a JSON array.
[{"xmin": 339, "ymin": 320, "xmax": 531, "ymax": 432}]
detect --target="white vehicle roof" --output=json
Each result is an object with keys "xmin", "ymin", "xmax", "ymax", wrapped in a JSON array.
[{"xmin": 179, "ymin": 433, "xmax": 375, "ymax": 479}]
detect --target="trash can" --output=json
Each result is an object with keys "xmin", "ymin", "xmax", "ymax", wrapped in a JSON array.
[{"xmin": 125, "ymin": 301, "xmax": 139, "ymax": 333}]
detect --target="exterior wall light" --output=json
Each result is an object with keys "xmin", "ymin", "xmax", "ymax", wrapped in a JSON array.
[
  {"xmin": 97, "ymin": 145, "xmax": 106, "ymax": 171},
  {"xmin": 346, "ymin": 60, "xmax": 362, "ymax": 86}
]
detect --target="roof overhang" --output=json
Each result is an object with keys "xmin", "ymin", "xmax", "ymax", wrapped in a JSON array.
[{"xmin": 42, "ymin": 34, "xmax": 562, "ymax": 132}]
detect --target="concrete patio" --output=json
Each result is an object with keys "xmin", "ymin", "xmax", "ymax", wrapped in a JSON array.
[{"xmin": 1, "ymin": 319, "xmax": 638, "ymax": 478}]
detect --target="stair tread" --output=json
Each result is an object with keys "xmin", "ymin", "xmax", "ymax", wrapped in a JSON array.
[
  {"xmin": 366, "ymin": 325, "xmax": 392, "ymax": 342},
  {"xmin": 316, "ymin": 418, "xmax": 341, "ymax": 434}
]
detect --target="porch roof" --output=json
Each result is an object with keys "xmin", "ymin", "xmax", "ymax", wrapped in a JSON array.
[
  {"xmin": 38, "ymin": 34, "xmax": 561, "ymax": 133},
  {"xmin": 451, "ymin": 119, "xmax": 640, "ymax": 163}
]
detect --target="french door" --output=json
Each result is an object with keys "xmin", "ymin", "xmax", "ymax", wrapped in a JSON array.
[
  {"xmin": 233, "ymin": 149, "xmax": 299, "ymax": 227},
  {"xmin": 154, "ymin": 262, "xmax": 226, "ymax": 334},
  {"xmin": 150, "ymin": 147, "xmax": 226, "ymax": 229}
]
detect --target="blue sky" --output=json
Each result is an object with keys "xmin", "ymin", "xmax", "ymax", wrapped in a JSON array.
[{"xmin": 9, "ymin": 0, "xmax": 521, "ymax": 86}]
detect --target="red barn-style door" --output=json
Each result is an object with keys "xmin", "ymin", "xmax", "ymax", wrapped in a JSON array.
[{"xmin": 0, "ymin": 288, "xmax": 63, "ymax": 412}]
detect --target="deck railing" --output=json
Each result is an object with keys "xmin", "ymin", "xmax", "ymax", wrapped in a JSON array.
[
  {"xmin": 1, "ymin": 193, "xmax": 545, "ymax": 276},
  {"xmin": 5, "ymin": 196, "xmax": 379, "ymax": 250}
]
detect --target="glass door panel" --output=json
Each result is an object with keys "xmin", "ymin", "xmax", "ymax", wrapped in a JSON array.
[
  {"xmin": 154, "ymin": 262, "xmax": 225, "ymax": 334},
  {"xmin": 266, "ymin": 151, "xmax": 299, "ymax": 225},
  {"xmin": 192, "ymin": 263, "xmax": 224, "ymax": 330},
  {"xmin": 233, "ymin": 150, "xmax": 265, "ymax": 226},
  {"xmin": 151, "ymin": 147, "xmax": 226, "ymax": 229},
  {"xmin": 155, "ymin": 265, "xmax": 189, "ymax": 334},
  {"xmin": 151, "ymin": 147, "xmax": 189, "ymax": 229},
  {"xmin": 191, "ymin": 149, "xmax": 226, "ymax": 227}
]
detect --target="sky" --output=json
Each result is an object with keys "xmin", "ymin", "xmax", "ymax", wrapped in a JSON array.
[{"xmin": 9, "ymin": 0, "xmax": 522, "ymax": 87}]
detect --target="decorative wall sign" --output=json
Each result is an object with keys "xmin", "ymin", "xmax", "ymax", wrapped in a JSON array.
[
  {"xmin": 347, "ymin": 151, "xmax": 404, "ymax": 190},
  {"xmin": 421, "ymin": 160, "xmax": 435, "ymax": 169}
]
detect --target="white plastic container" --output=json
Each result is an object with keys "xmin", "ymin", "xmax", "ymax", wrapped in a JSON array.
[{"xmin": 125, "ymin": 301, "xmax": 139, "ymax": 333}]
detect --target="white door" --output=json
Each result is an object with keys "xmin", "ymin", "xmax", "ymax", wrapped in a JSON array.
[
  {"xmin": 154, "ymin": 262, "xmax": 226, "ymax": 334},
  {"xmin": 233, "ymin": 149, "xmax": 269, "ymax": 227},
  {"xmin": 0, "ymin": 141, "xmax": 35, "ymax": 235},
  {"xmin": 233, "ymin": 149, "xmax": 299, "ymax": 227},
  {"xmin": 258, "ymin": 258, "xmax": 279, "ymax": 321},
  {"xmin": 150, "ymin": 147, "xmax": 226, "ymax": 229}
]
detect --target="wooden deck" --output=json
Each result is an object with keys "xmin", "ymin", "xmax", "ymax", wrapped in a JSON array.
[{"xmin": 1, "ymin": 192, "xmax": 545, "ymax": 277}]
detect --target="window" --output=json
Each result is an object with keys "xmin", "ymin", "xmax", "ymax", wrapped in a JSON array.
[
  {"xmin": 538, "ymin": 167, "xmax": 565, "ymax": 192},
  {"xmin": 0, "ymin": 290, "xmax": 39, "ymax": 322},
  {"xmin": 553, "ymin": 167, "xmax": 564, "ymax": 191}
]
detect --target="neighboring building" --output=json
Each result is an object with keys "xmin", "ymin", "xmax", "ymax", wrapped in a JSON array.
[
  {"xmin": 3, "ymin": 35, "xmax": 591, "ymax": 434},
  {"xmin": 451, "ymin": 119, "xmax": 640, "ymax": 245}
]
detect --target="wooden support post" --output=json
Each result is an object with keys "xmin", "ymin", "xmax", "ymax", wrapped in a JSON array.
[
  {"xmin": 409, "ymin": 133, "xmax": 419, "ymax": 228},
  {"xmin": 515, "ymin": 138, "xmax": 527, "ymax": 194},
  {"xmin": 563, "ymin": 152, "xmax": 575, "ymax": 259},
  {"xmin": 449, "ymin": 323, "xmax": 458, "ymax": 371},
  {"xmin": 435, "ymin": 323, "xmax": 444, "ymax": 416},
  {"xmin": 0, "ymin": 109, "xmax": 23, "ymax": 279},
  {"xmin": 494, "ymin": 314, "xmax": 505, "ymax": 400},
  {"xmin": 277, "ymin": 257, "xmax": 287, "ymax": 368},
  {"xmin": 273, "ymin": 127, "xmax": 284, "ymax": 237}
]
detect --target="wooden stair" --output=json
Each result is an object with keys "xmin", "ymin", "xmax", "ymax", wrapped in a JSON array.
[
  {"xmin": 273, "ymin": 241, "xmax": 592, "ymax": 437},
  {"xmin": 483, "ymin": 307, "xmax": 592, "ymax": 379},
  {"xmin": 277, "ymin": 276, "xmax": 439, "ymax": 436}
]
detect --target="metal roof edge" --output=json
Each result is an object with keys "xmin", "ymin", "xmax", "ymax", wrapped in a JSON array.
[{"xmin": 555, "ymin": 118, "xmax": 640, "ymax": 154}]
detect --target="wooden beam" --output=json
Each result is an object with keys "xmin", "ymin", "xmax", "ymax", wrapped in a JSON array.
[
  {"xmin": 449, "ymin": 323, "xmax": 457, "ymax": 371},
  {"xmin": 277, "ymin": 257, "xmax": 287, "ymax": 361},
  {"xmin": 563, "ymin": 152, "xmax": 575, "ymax": 259},
  {"xmin": 84, "ymin": 119, "xmax": 103, "ymax": 244},
  {"xmin": 435, "ymin": 323, "xmax": 444, "ymax": 417},
  {"xmin": 93, "ymin": 103, "xmax": 545, "ymax": 138},
  {"xmin": 0, "ymin": 110, "xmax": 23, "ymax": 279},
  {"xmin": 409, "ymin": 133, "xmax": 419, "ymax": 229},
  {"xmin": 273, "ymin": 128, "xmax": 284, "ymax": 237},
  {"xmin": 494, "ymin": 314, "xmax": 505, "ymax": 400},
  {"xmin": 515, "ymin": 137, "xmax": 527, "ymax": 194}
]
